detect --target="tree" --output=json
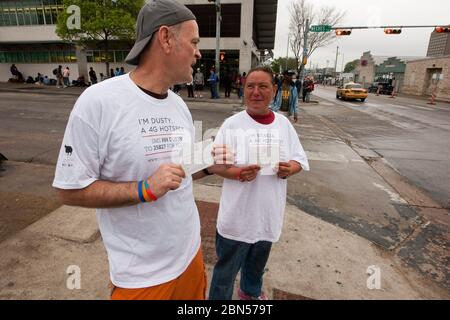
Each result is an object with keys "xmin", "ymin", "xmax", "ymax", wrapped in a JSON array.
[
  {"xmin": 56, "ymin": 0, "xmax": 143, "ymax": 77},
  {"xmin": 271, "ymin": 57, "xmax": 298, "ymax": 74},
  {"xmin": 344, "ymin": 59, "xmax": 359, "ymax": 73},
  {"xmin": 288, "ymin": 0, "xmax": 345, "ymax": 75}
]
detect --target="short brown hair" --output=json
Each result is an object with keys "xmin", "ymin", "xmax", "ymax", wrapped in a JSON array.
[{"xmin": 245, "ymin": 66, "xmax": 276, "ymax": 84}]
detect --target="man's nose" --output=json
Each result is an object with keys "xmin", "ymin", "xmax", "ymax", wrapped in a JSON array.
[{"xmin": 195, "ymin": 49, "xmax": 202, "ymax": 59}]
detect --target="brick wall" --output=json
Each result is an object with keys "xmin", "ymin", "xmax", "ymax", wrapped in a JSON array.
[{"xmin": 402, "ymin": 56, "xmax": 450, "ymax": 101}]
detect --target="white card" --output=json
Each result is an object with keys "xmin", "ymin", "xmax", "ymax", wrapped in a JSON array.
[
  {"xmin": 178, "ymin": 139, "xmax": 215, "ymax": 176},
  {"xmin": 248, "ymin": 143, "xmax": 280, "ymax": 175}
]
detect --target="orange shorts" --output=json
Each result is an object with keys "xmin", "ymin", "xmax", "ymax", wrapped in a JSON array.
[{"xmin": 110, "ymin": 248, "xmax": 206, "ymax": 300}]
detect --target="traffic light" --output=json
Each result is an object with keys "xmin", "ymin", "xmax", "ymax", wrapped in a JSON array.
[
  {"xmin": 220, "ymin": 52, "xmax": 225, "ymax": 62},
  {"xmin": 302, "ymin": 57, "xmax": 308, "ymax": 65},
  {"xmin": 335, "ymin": 29, "xmax": 351, "ymax": 36},
  {"xmin": 384, "ymin": 28, "xmax": 402, "ymax": 34},
  {"xmin": 435, "ymin": 26, "xmax": 450, "ymax": 33}
]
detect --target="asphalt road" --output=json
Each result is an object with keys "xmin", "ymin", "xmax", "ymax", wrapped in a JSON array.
[{"xmin": 311, "ymin": 86, "xmax": 450, "ymax": 209}]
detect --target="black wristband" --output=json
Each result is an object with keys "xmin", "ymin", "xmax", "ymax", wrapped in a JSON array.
[{"xmin": 203, "ymin": 168, "xmax": 213, "ymax": 176}]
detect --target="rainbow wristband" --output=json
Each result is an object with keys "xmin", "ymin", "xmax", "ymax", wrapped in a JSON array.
[
  {"xmin": 141, "ymin": 180, "xmax": 152, "ymax": 202},
  {"xmin": 144, "ymin": 180, "xmax": 158, "ymax": 202},
  {"xmin": 138, "ymin": 180, "xmax": 146, "ymax": 203}
]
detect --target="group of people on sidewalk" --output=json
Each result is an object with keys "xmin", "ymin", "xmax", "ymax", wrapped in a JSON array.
[
  {"xmin": 9, "ymin": 64, "xmax": 127, "ymax": 88},
  {"xmin": 179, "ymin": 69, "xmax": 247, "ymax": 100},
  {"xmin": 53, "ymin": 0, "xmax": 309, "ymax": 300}
]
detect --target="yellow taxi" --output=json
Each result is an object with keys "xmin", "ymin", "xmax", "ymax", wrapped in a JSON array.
[{"xmin": 336, "ymin": 82, "xmax": 368, "ymax": 102}]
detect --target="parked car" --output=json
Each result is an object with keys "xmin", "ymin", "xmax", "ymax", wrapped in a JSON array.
[
  {"xmin": 368, "ymin": 82, "xmax": 394, "ymax": 95},
  {"xmin": 336, "ymin": 82, "xmax": 368, "ymax": 102}
]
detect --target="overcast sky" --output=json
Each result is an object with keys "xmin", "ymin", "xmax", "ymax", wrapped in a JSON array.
[{"xmin": 273, "ymin": 0, "xmax": 450, "ymax": 70}]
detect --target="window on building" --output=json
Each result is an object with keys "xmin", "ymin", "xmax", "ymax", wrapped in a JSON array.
[
  {"xmin": 186, "ymin": 4, "xmax": 241, "ymax": 38},
  {"xmin": 50, "ymin": 7, "xmax": 59, "ymax": 24},
  {"xmin": 87, "ymin": 50, "xmax": 129, "ymax": 63},
  {"xmin": 17, "ymin": 8, "xmax": 26, "ymax": 25},
  {"xmin": 44, "ymin": 6, "xmax": 52, "ymax": 24},
  {"xmin": 0, "ymin": 0, "xmax": 63, "ymax": 26},
  {"xmin": 37, "ymin": 7, "xmax": 45, "ymax": 24}
]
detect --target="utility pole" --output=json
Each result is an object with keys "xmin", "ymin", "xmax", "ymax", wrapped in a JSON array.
[
  {"xmin": 214, "ymin": 0, "xmax": 221, "ymax": 97},
  {"xmin": 334, "ymin": 45, "xmax": 339, "ymax": 74}
]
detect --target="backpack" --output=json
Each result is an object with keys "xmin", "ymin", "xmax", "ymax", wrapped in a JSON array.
[{"xmin": 52, "ymin": 68, "xmax": 57, "ymax": 75}]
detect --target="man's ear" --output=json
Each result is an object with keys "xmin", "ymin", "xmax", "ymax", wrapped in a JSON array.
[{"xmin": 157, "ymin": 26, "xmax": 171, "ymax": 53}]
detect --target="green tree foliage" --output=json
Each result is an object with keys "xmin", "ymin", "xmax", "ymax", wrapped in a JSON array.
[
  {"xmin": 56, "ymin": 0, "xmax": 143, "ymax": 77},
  {"xmin": 344, "ymin": 59, "xmax": 359, "ymax": 73}
]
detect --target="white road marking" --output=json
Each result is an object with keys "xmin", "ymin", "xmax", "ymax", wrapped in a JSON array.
[
  {"xmin": 372, "ymin": 182, "xmax": 408, "ymax": 204},
  {"xmin": 306, "ymin": 151, "xmax": 349, "ymax": 163}
]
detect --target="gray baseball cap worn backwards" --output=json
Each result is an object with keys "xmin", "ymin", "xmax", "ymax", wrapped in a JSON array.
[{"xmin": 125, "ymin": 0, "xmax": 196, "ymax": 65}]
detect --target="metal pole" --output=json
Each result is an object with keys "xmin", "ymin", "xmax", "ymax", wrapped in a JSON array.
[
  {"xmin": 299, "ymin": 19, "xmax": 309, "ymax": 94},
  {"xmin": 285, "ymin": 33, "xmax": 290, "ymax": 72},
  {"xmin": 334, "ymin": 46, "xmax": 339, "ymax": 74},
  {"xmin": 341, "ymin": 52, "xmax": 345, "ymax": 72},
  {"xmin": 214, "ymin": 0, "xmax": 221, "ymax": 97},
  {"xmin": 331, "ymin": 24, "xmax": 447, "ymax": 30}
]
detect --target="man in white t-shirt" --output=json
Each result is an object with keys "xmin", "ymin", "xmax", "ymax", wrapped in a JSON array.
[
  {"xmin": 53, "ymin": 0, "xmax": 232, "ymax": 300},
  {"xmin": 209, "ymin": 66, "xmax": 310, "ymax": 300}
]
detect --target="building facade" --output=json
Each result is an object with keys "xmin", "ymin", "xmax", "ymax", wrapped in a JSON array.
[
  {"xmin": 0, "ymin": 0, "xmax": 277, "ymax": 83},
  {"xmin": 354, "ymin": 51, "xmax": 389, "ymax": 89},
  {"xmin": 426, "ymin": 30, "xmax": 450, "ymax": 57},
  {"xmin": 401, "ymin": 55, "xmax": 450, "ymax": 102},
  {"xmin": 353, "ymin": 51, "xmax": 423, "ymax": 92}
]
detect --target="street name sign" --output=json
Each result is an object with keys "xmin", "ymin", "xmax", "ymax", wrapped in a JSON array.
[{"xmin": 310, "ymin": 25, "xmax": 332, "ymax": 32}]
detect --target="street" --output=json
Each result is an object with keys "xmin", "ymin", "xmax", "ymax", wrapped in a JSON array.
[
  {"xmin": 311, "ymin": 85, "xmax": 450, "ymax": 209},
  {"xmin": 0, "ymin": 83, "xmax": 448, "ymax": 298}
]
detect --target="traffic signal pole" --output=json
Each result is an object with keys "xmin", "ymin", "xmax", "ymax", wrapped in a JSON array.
[
  {"xmin": 331, "ymin": 24, "xmax": 447, "ymax": 30},
  {"xmin": 299, "ymin": 19, "xmax": 309, "ymax": 97},
  {"xmin": 214, "ymin": 0, "xmax": 221, "ymax": 97}
]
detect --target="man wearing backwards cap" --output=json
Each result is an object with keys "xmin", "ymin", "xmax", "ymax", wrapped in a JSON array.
[{"xmin": 53, "ymin": 0, "xmax": 233, "ymax": 300}]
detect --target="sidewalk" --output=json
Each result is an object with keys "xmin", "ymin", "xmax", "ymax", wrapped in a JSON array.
[
  {"xmin": 0, "ymin": 81, "xmax": 243, "ymax": 105},
  {"xmin": 0, "ymin": 183, "xmax": 446, "ymax": 299}
]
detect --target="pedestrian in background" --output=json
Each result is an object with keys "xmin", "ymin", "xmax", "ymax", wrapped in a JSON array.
[
  {"xmin": 186, "ymin": 80, "xmax": 194, "ymax": 98},
  {"xmin": 193, "ymin": 68, "xmax": 204, "ymax": 98},
  {"xmin": 207, "ymin": 69, "xmax": 219, "ymax": 99},
  {"xmin": 224, "ymin": 72, "xmax": 233, "ymax": 98},
  {"xmin": 271, "ymin": 70, "xmax": 298, "ymax": 123},
  {"xmin": 303, "ymin": 76, "xmax": 314, "ymax": 103},
  {"xmin": 56, "ymin": 65, "xmax": 64, "ymax": 88},
  {"xmin": 89, "ymin": 67, "xmax": 97, "ymax": 85},
  {"xmin": 63, "ymin": 67, "xmax": 70, "ymax": 88}
]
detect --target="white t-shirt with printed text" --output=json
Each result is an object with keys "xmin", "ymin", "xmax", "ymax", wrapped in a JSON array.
[
  {"xmin": 53, "ymin": 73, "xmax": 200, "ymax": 288},
  {"xmin": 214, "ymin": 111, "xmax": 309, "ymax": 243}
]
